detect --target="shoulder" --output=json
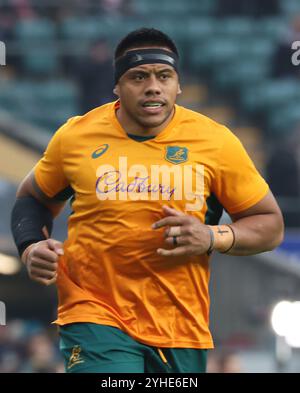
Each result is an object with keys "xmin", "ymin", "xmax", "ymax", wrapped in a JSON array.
[
  {"xmin": 56, "ymin": 102, "xmax": 114, "ymax": 138},
  {"xmin": 178, "ymin": 105, "xmax": 236, "ymax": 142}
]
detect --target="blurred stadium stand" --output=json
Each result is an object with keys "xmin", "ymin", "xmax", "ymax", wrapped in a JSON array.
[{"xmin": 1, "ymin": 0, "xmax": 300, "ymax": 372}]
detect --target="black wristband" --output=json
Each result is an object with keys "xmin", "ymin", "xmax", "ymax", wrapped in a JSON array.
[
  {"xmin": 220, "ymin": 225, "xmax": 236, "ymax": 254},
  {"xmin": 11, "ymin": 196, "xmax": 53, "ymax": 257},
  {"xmin": 18, "ymin": 240, "xmax": 39, "ymax": 259}
]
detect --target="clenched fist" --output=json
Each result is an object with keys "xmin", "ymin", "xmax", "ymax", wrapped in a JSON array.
[{"xmin": 21, "ymin": 238, "xmax": 64, "ymax": 286}]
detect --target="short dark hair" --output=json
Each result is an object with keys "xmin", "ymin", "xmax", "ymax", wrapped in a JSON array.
[{"xmin": 114, "ymin": 28, "xmax": 179, "ymax": 60}]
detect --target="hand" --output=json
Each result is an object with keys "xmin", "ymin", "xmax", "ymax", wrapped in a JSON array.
[
  {"xmin": 21, "ymin": 238, "xmax": 64, "ymax": 286},
  {"xmin": 152, "ymin": 205, "xmax": 211, "ymax": 257}
]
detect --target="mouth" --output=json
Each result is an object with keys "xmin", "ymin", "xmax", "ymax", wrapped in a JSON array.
[{"xmin": 141, "ymin": 101, "xmax": 166, "ymax": 114}]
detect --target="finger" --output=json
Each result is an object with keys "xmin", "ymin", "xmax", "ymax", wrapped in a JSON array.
[
  {"xmin": 31, "ymin": 257, "xmax": 58, "ymax": 272},
  {"xmin": 164, "ymin": 225, "xmax": 190, "ymax": 238},
  {"xmin": 165, "ymin": 236, "xmax": 189, "ymax": 246},
  {"xmin": 44, "ymin": 275, "xmax": 57, "ymax": 286},
  {"xmin": 167, "ymin": 226, "xmax": 182, "ymax": 237},
  {"xmin": 30, "ymin": 267, "xmax": 57, "ymax": 280},
  {"xmin": 162, "ymin": 205, "xmax": 185, "ymax": 217},
  {"xmin": 47, "ymin": 239, "xmax": 64, "ymax": 256},
  {"xmin": 156, "ymin": 246, "xmax": 189, "ymax": 257},
  {"xmin": 32, "ymin": 275, "xmax": 57, "ymax": 286},
  {"xmin": 152, "ymin": 216, "xmax": 188, "ymax": 229},
  {"xmin": 33, "ymin": 247, "xmax": 59, "ymax": 263},
  {"xmin": 42, "ymin": 225, "xmax": 49, "ymax": 239}
]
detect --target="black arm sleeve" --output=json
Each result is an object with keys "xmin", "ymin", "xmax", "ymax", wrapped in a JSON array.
[{"xmin": 11, "ymin": 196, "xmax": 53, "ymax": 257}]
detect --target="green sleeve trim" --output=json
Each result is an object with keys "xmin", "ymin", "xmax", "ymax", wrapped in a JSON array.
[{"xmin": 205, "ymin": 193, "xmax": 224, "ymax": 225}]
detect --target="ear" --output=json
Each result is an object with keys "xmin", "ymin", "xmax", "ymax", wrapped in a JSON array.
[
  {"xmin": 177, "ymin": 83, "xmax": 182, "ymax": 95},
  {"xmin": 113, "ymin": 85, "xmax": 120, "ymax": 97}
]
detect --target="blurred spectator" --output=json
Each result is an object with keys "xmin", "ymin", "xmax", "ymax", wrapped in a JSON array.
[
  {"xmin": 74, "ymin": 39, "xmax": 115, "ymax": 114},
  {"xmin": 0, "ymin": 6, "xmax": 16, "ymax": 42},
  {"xmin": 72, "ymin": 0, "xmax": 133, "ymax": 17},
  {"xmin": 11, "ymin": 0, "xmax": 36, "ymax": 20},
  {"xmin": 207, "ymin": 349, "xmax": 242, "ymax": 373},
  {"xmin": 218, "ymin": 0, "xmax": 279, "ymax": 17},
  {"xmin": 0, "ymin": 322, "xmax": 24, "ymax": 373},
  {"xmin": 0, "ymin": 319, "xmax": 63, "ymax": 373},
  {"xmin": 23, "ymin": 332, "xmax": 62, "ymax": 372},
  {"xmin": 266, "ymin": 128, "xmax": 300, "ymax": 227},
  {"xmin": 100, "ymin": 0, "xmax": 133, "ymax": 17},
  {"xmin": 272, "ymin": 15, "xmax": 300, "ymax": 79}
]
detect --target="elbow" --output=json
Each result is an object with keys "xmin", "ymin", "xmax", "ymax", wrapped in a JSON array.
[
  {"xmin": 268, "ymin": 213, "xmax": 285, "ymax": 251},
  {"xmin": 269, "ymin": 230, "xmax": 284, "ymax": 251}
]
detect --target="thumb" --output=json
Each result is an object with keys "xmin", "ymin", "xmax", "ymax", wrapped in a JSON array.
[
  {"xmin": 162, "ymin": 205, "xmax": 185, "ymax": 217},
  {"xmin": 47, "ymin": 238, "xmax": 64, "ymax": 255}
]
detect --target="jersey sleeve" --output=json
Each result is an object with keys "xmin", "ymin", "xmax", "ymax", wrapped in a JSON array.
[
  {"xmin": 212, "ymin": 128, "xmax": 269, "ymax": 214},
  {"xmin": 33, "ymin": 123, "xmax": 69, "ymax": 198}
]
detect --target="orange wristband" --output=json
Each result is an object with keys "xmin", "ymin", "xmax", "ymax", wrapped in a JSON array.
[{"xmin": 207, "ymin": 225, "xmax": 235, "ymax": 253}]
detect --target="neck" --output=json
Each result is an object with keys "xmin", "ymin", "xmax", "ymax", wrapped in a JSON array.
[{"xmin": 116, "ymin": 106, "xmax": 175, "ymax": 137}]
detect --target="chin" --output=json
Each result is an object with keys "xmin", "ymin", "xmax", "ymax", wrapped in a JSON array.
[
  {"xmin": 142, "ymin": 117, "xmax": 164, "ymax": 126},
  {"xmin": 138, "ymin": 112, "xmax": 171, "ymax": 129}
]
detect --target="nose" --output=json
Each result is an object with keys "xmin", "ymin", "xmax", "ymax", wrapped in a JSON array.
[{"xmin": 144, "ymin": 74, "xmax": 162, "ymax": 96}]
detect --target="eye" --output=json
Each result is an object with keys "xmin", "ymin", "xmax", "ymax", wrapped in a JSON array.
[
  {"xmin": 134, "ymin": 74, "xmax": 145, "ymax": 81},
  {"xmin": 160, "ymin": 74, "xmax": 170, "ymax": 80}
]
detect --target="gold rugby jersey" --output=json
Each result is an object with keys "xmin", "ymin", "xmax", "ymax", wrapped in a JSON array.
[{"xmin": 34, "ymin": 101, "xmax": 269, "ymax": 348}]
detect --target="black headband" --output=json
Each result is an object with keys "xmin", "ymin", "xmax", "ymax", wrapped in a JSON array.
[{"xmin": 114, "ymin": 48, "xmax": 179, "ymax": 84}]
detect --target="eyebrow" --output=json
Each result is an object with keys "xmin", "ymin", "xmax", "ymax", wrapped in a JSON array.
[{"xmin": 128, "ymin": 67, "xmax": 174, "ymax": 75}]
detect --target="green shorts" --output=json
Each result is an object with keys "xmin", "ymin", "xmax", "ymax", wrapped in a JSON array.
[{"xmin": 59, "ymin": 323, "xmax": 207, "ymax": 373}]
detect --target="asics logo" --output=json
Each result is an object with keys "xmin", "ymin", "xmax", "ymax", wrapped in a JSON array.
[{"xmin": 92, "ymin": 144, "xmax": 109, "ymax": 159}]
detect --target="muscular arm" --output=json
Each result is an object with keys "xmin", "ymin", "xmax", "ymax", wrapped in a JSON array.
[
  {"xmin": 153, "ymin": 191, "xmax": 284, "ymax": 258},
  {"xmin": 12, "ymin": 169, "xmax": 68, "ymax": 285},
  {"xmin": 228, "ymin": 190, "xmax": 284, "ymax": 256},
  {"xmin": 16, "ymin": 169, "xmax": 66, "ymax": 218}
]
